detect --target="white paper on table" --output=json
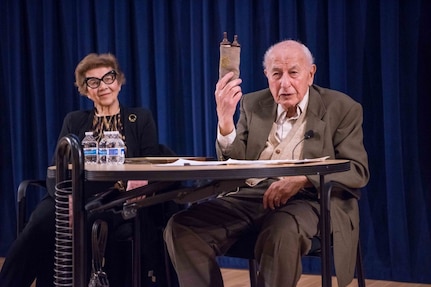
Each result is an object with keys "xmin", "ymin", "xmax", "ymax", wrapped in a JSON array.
[{"xmin": 156, "ymin": 156, "xmax": 330, "ymax": 166}]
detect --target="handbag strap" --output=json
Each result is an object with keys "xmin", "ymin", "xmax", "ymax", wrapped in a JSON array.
[{"xmin": 91, "ymin": 219, "xmax": 108, "ymax": 272}]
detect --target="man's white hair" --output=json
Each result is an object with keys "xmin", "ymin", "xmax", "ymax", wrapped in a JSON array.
[{"xmin": 262, "ymin": 40, "xmax": 314, "ymax": 69}]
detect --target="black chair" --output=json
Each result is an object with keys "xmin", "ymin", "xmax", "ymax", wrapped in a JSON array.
[
  {"xmin": 16, "ymin": 179, "xmax": 47, "ymax": 236},
  {"xmin": 16, "ymin": 179, "xmax": 180, "ymax": 287},
  {"xmin": 15, "ymin": 144, "xmax": 181, "ymax": 287},
  {"xmin": 223, "ymin": 181, "xmax": 366, "ymax": 287}
]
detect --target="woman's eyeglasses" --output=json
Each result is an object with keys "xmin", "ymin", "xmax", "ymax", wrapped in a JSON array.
[{"xmin": 84, "ymin": 70, "xmax": 117, "ymax": 89}]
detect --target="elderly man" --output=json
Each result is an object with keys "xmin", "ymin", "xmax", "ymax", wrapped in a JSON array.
[{"xmin": 164, "ymin": 40, "xmax": 369, "ymax": 287}]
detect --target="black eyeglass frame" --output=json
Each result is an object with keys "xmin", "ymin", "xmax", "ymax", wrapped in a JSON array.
[{"xmin": 84, "ymin": 70, "xmax": 117, "ymax": 89}]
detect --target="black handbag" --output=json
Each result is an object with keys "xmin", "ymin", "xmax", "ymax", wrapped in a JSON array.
[{"xmin": 88, "ymin": 219, "xmax": 109, "ymax": 287}]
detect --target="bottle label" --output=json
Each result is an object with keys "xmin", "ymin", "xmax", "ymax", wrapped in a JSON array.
[
  {"xmin": 84, "ymin": 148, "xmax": 98, "ymax": 156},
  {"xmin": 108, "ymin": 148, "xmax": 120, "ymax": 155}
]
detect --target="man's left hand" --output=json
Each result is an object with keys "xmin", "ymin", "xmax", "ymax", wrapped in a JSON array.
[{"xmin": 263, "ymin": 176, "xmax": 309, "ymax": 209}]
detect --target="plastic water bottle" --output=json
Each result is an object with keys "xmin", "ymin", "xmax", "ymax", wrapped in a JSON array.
[
  {"xmin": 98, "ymin": 131, "xmax": 109, "ymax": 164},
  {"xmin": 82, "ymin": 131, "xmax": 98, "ymax": 164},
  {"xmin": 115, "ymin": 132, "xmax": 126, "ymax": 164},
  {"xmin": 106, "ymin": 131, "xmax": 125, "ymax": 165}
]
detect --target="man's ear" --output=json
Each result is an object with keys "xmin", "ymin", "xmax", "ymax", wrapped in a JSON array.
[{"xmin": 308, "ymin": 64, "xmax": 317, "ymax": 85}]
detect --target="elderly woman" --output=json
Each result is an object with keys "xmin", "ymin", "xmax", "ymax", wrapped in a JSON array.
[{"xmin": 0, "ymin": 53, "xmax": 172, "ymax": 287}]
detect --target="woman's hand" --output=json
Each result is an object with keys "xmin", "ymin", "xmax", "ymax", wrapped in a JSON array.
[
  {"xmin": 126, "ymin": 180, "xmax": 148, "ymax": 191},
  {"xmin": 126, "ymin": 180, "xmax": 149, "ymax": 203}
]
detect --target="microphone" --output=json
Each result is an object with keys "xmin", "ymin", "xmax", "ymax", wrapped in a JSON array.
[{"xmin": 291, "ymin": 130, "xmax": 315, "ymax": 159}]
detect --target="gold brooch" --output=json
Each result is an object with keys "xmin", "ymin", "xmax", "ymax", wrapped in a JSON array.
[{"xmin": 128, "ymin": 114, "xmax": 137, "ymax": 122}]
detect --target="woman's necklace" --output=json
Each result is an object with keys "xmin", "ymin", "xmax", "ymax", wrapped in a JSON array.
[
  {"xmin": 102, "ymin": 115, "xmax": 115, "ymax": 130},
  {"xmin": 92, "ymin": 107, "xmax": 122, "ymax": 142},
  {"xmin": 95, "ymin": 107, "xmax": 120, "ymax": 130}
]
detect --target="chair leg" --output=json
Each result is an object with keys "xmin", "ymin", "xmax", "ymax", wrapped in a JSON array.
[
  {"xmin": 132, "ymin": 212, "xmax": 141, "ymax": 287},
  {"xmin": 321, "ymin": 176, "xmax": 332, "ymax": 287},
  {"xmin": 248, "ymin": 259, "xmax": 258, "ymax": 287},
  {"xmin": 356, "ymin": 241, "xmax": 366, "ymax": 287},
  {"xmin": 164, "ymin": 239, "xmax": 173, "ymax": 287}
]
